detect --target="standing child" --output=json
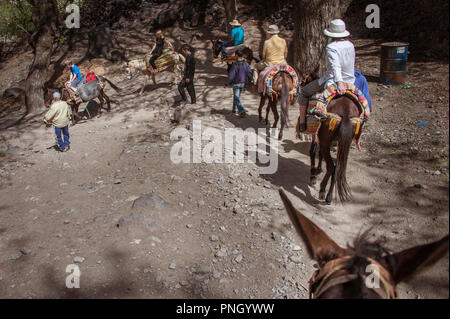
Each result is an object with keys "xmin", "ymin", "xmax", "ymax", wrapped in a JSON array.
[
  {"xmin": 227, "ymin": 50, "xmax": 252, "ymax": 117},
  {"xmin": 44, "ymin": 92, "xmax": 72, "ymax": 152}
]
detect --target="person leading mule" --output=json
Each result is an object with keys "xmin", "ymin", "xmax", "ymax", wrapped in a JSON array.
[{"xmin": 297, "ymin": 19, "xmax": 355, "ymax": 132}]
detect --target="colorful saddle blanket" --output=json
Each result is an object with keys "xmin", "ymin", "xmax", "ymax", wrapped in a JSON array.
[
  {"xmin": 145, "ymin": 48, "xmax": 178, "ymax": 75},
  {"xmin": 302, "ymin": 83, "xmax": 370, "ymax": 135},
  {"xmin": 64, "ymin": 82, "xmax": 83, "ymax": 104},
  {"xmin": 307, "ymin": 83, "xmax": 370, "ymax": 121},
  {"xmin": 261, "ymin": 63, "xmax": 299, "ymax": 96}
]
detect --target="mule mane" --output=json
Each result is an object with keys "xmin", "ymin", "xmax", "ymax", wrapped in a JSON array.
[{"xmin": 346, "ymin": 230, "xmax": 394, "ymax": 272}]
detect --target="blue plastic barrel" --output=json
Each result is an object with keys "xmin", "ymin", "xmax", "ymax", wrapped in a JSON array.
[{"xmin": 380, "ymin": 42, "xmax": 409, "ymax": 85}]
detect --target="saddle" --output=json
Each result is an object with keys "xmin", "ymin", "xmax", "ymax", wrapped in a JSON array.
[
  {"xmin": 302, "ymin": 83, "xmax": 370, "ymax": 137},
  {"xmin": 144, "ymin": 48, "xmax": 178, "ymax": 74},
  {"xmin": 64, "ymin": 73, "xmax": 103, "ymax": 103}
]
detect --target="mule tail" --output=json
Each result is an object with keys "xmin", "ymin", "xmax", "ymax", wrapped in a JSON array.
[
  {"xmin": 335, "ymin": 115, "xmax": 354, "ymax": 202},
  {"xmin": 280, "ymin": 77, "xmax": 290, "ymax": 128},
  {"xmin": 97, "ymin": 75, "xmax": 122, "ymax": 92}
]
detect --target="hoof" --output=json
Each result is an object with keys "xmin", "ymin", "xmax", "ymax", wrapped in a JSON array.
[
  {"xmin": 325, "ymin": 195, "xmax": 333, "ymax": 205},
  {"xmin": 310, "ymin": 177, "xmax": 317, "ymax": 186},
  {"xmin": 319, "ymin": 191, "xmax": 325, "ymax": 201}
]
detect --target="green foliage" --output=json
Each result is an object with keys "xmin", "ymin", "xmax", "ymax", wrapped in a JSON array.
[
  {"xmin": 0, "ymin": 0, "xmax": 33, "ymax": 40},
  {"xmin": 0, "ymin": 0, "xmax": 86, "ymax": 40}
]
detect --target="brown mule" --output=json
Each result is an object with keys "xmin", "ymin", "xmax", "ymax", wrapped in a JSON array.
[
  {"xmin": 258, "ymin": 72, "xmax": 294, "ymax": 140},
  {"xmin": 279, "ymin": 188, "xmax": 449, "ymax": 299},
  {"xmin": 303, "ymin": 95, "xmax": 362, "ymax": 204}
]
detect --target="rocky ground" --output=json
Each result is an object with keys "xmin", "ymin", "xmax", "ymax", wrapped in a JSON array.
[{"xmin": 0, "ymin": 14, "xmax": 448, "ymax": 299}]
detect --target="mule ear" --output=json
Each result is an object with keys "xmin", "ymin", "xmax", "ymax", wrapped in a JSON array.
[
  {"xmin": 387, "ymin": 234, "xmax": 449, "ymax": 284},
  {"xmin": 279, "ymin": 188, "xmax": 347, "ymax": 264}
]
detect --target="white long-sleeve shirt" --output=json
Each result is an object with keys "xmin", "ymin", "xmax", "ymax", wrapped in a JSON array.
[{"xmin": 319, "ymin": 40, "xmax": 355, "ymax": 88}]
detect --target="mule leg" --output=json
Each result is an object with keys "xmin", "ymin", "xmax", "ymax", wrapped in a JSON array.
[
  {"xmin": 98, "ymin": 94, "xmax": 104, "ymax": 116},
  {"xmin": 103, "ymin": 90, "xmax": 111, "ymax": 111},
  {"xmin": 265, "ymin": 102, "xmax": 271, "ymax": 125},
  {"xmin": 325, "ymin": 163, "xmax": 337, "ymax": 205},
  {"xmin": 319, "ymin": 139, "xmax": 333, "ymax": 201},
  {"xmin": 173, "ymin": 65, "xmax": 179, "ymax": 85},
  {"xmin": 258, "ymin": 95, "xmax": 266, "ymax": 123},
  {"xmin": 152, "ymin": 73, "xmax": 156, "ymax": 86},
  {"xmin": 71, "ymin": 103, "xmax": 81, "ymax": 125},
  {"xmin": 271, "ymin": 100, "xmax": 279, "ymax": 129},
  {"xmin": 309, "ymin": 139, "xmax": 318, "ymax": 185},
  {"xmin": 317, "ymin": 146, "xmax": 323, "ymax": 174},
  {"xmin": 140, "ymin": 75, "xmax": 148, "ymax": 95}
]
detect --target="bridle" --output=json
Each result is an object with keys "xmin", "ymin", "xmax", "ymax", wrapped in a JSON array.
[{"xmin": 309, "ymin": 255, "xmax": 398, "ymax": 299}]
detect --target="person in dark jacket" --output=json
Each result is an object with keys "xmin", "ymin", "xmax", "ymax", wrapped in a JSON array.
[
  {"xmin": 227, "ymin": 50, "xmax": 252, "ymax": 117},
  {"xmin": 178, "ymin": 44, "xmax": 196, "ymax": 104}
]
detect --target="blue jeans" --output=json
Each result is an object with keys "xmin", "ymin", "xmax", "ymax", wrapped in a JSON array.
[
  {"xmin": 232, "ymin": 83, "xmax": 245, "ymax": 113},
  {"xmin": 221, "ymin": 41, "xmax": 234, "ymax": 58},
  {"xmin": 54, "ymin": 126, "xmax": 70, "ymax": 150},
  {"xmin": 71, "ymin": 77, "xmax": 81, "ymax": 88}
]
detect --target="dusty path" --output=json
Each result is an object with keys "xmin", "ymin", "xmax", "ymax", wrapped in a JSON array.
[{"xmin": 0, "ymin": 21, "xmax": 448, "ymax": 299}]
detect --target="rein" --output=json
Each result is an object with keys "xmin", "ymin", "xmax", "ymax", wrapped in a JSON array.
[{"xmin": 309, "ymin": 256, "xmax": 398, "ymax": 299}]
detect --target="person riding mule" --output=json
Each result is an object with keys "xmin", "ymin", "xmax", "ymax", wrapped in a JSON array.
[
  {"xmin": 221, "ymin": 19, "xmax": 245, "ymax": 58},
  {"xmin": 298, "ymin": 19, "xmax": 355, "ymax": 132},
  {"xmin": 255, "ymin": 25, "xmax": 288, "ymax": 91},
  {"xmin": 148, "ymin": 30, "xmax": 175, "ymax": 70},
  {"xmin": 65, "ymin": 61, "xmax": 82, "ymax": 92}
]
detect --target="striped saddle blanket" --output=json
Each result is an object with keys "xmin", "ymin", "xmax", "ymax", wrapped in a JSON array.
[
  {"xmin": 224, "ymin": 44, "xmax": 246, "ymax": 58},
  {"xmin": 303, "ymin": 83, "xmax": 370, "ymax": 135},
  {"xmin": 307, "ymin": 83, "xmax": 370, "ymax": 121},
  {"xmin": 145, "ymin": 49, "xmax": 178, "ymax": 74},
  {"xmin": 260, "ymin": 63, "xmax": 299, "ymax": 96},
  {"xmin": 64, "ymin": 82, "xmax": 83, "ymax": 104}
]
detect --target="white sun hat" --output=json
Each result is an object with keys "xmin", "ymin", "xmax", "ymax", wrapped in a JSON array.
[
  {"xmin": 267, "ymin": 25, "xmax": 280, "ymax": 34},
  {"xmin": 229, "ymin": 19, "xmax": 241, "ymax": 26},
  {"xmin": 323, "ymin": 19, "xmax": 350, "ymax": 38}
]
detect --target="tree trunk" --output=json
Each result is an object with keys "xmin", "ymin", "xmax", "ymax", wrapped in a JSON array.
[
  {"xmin": 222, "ymin": 0, "xmax": 237, "ymax": 33},
  {"xmin": 293, "ymin": 0, "xmax": 352, "ymax": 78},
  {"xmin": 25, "ymin": 0, "xmax": 58, "ymax": 114}
]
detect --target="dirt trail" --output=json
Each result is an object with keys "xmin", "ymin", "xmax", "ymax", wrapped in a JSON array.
[{"xmin": 0, "ymin": 21, "xmax": 448, "ymax": 299}]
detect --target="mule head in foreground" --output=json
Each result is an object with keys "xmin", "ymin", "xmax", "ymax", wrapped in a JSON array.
[{"xmin": 279, "ymin": 188, "xmax": 449, "ymax": 299}]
